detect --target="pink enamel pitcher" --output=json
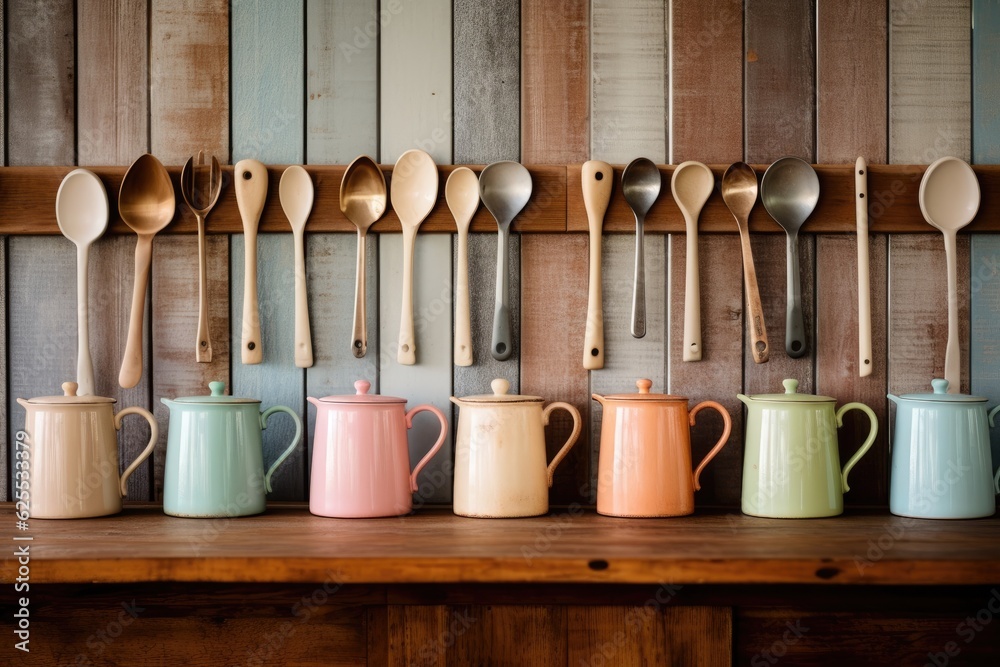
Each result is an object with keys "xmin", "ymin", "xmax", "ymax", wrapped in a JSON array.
[{"xmin": 307, "ymin": 380, "xmax": 448, "ymax": 518}]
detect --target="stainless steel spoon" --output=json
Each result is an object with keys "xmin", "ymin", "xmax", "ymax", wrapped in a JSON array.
[
  {"xmin": 479, "ymin": 161, "xmax": 532, "ymax": 361},
  {"xmin": 761, "ymin": 157, "xmax": 819, "ymax": 358},
  {"xmin": 622, "ymin": 158, "xmax": 661, "ymax": 338}
]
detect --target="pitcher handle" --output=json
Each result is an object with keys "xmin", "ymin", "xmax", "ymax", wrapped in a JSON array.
[
  {"xmin": 405, "ymin": 404, "xmax": 449, "ymax": 492},
  {"xmin": 115, "ymin": 406, "xmax": 159, "ymax": 497},
  {"xmin": 689, "ymin": 401, "xmax": 733, "ymax": 491},
  {"xmin": 836, "ymin": 402, "xmax": 878, "ymax": 493},
  {"xmin": 542, "ymin": 402, "xmax": 582, "ymax": 488},
  {"xmin": 260, "ymin": 405, "xmax": 303, "ymax": 494}
]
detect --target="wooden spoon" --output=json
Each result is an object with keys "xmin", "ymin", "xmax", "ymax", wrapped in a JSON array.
[
  {"xmin": 671, "ymin": 161, "xmax": 714, "ymax": 362},
  {"xmin": 856, "ymin": 157, "xmax": 872, "ymax": 378},
  {"xmin": 118, "ymin": 154, "xmax": 175, "ymax": 388},
  {"xmin": 56, "ymin": 168, "xmax": 108, "ymax": 395},
  {"xmin": 919, "ymin": 156, "xmax": 981, "ymax": 393},
  {"xmin": 581, "ymin": 160, "xmax": 613, "ymax": 370},
  {"xmin": 446, "ymin": 167, "xmax": 480, "ymax": 367},
  {"xmin": 180, "ymin": 151, "xmax": 222, "ymax": 363},
  {"xmin": 235, "ymin": 159, "xmax": 268, "ymax": 365},
  {"xmin": 722, "ymin": 162, "xmax": 769, "ymax": 364},
  {"xmin": 391, "ymin": 149, "xmax": 439, "ymax": 366},
  {"xmin": 340, "ymin": 155, "xmax": 387, "ymax": 359},
  {"xmin": 279, "ymin": 165, "xmax": 315, "ymax": 368}
]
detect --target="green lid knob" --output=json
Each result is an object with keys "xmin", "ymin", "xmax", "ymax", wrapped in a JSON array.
[
  {"xmin": 782, "ymin": 379, "xmax": 799, "ymax": 394},
  {"xmin": 931, "ymin": 378, "xmax": 949, "ymax": 394},
  {"xmin": 208, "ymin": 381, "xmax": 226, "ymax": 397}
]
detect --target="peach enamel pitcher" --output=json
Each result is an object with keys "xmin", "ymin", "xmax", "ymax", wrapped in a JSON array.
[
  {"xmin": 308, "ymin": 380, "xmax": 448, "ymax": 518},
  {"xmin": 593, "ymin": 379, "xmax": 732, "ymax": 517},
  {"xmin": 18, "ymin": 382, "xmax": 157, "ymax": 519}
]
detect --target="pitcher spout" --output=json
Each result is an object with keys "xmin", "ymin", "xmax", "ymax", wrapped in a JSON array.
[
  {"xmin": 737, "ymin": 394, "xmax": 751, "ymax": 407},
  {"xmin": 887, "ymin": 393, "xmax": 900, "ymax": 405},
  {"xmin": 449, "ymin": 396, "xmax": 463, "ymax": 408},
  {"xmin": 159, "ymin": 397, "xmax": 174, "ymax": 409},
  {"xmin": 16, "ymin": 398, "xmax": 30, "ymax": 409},
  {"xmin": 591, "ymin": 393, "xmax": 606, "ymax": 407}
]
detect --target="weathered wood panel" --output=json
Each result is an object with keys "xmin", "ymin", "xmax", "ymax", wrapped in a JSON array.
[
  {"xmin": 151, "ymin": 236, "xmax": 230, "ymax": 500},
  {"xmin": 6, "ymin": 0, "xmax": 75, "ymax": 166},
  {"xmin": 889, "ymin": 0, "xmax": 972, "ymax": 164},
  {"xmin": 743, "ymin": 2, "xmax": 817, "ymax": 395},
  {"xmin": 0, "ymin": 237, "xmax": 7, "ymax": 501},
  {"xmin": 150, "ymin": 0, "xmax": 229, "ymax": 164},
  {"xmin": 744, "ymin": 0, "xmax": 816, "ymax": 164},
  {"xmin": 974, "ymin": 0, "xmax": 1000, "ymax": 164},
  {"xmin": 521, "ymin": 0, "xmax": 591, "ymax": 504},
  {"xmin": 590, "ymin": 0, "xmax": 666, "ymax": 163},
  {"xmin": 453, "ymin": 0, "xmax": 522, "ymax": 413},
  {"xmin": 379, "ymin": 0, "xmax": 454, "ymax": 504},
  {"xmin": 306, "ymin": 0, "xmax": 378, "ymax": 163},
  {"xmin": 669, "ymin": 235, "xmax": 745, "ymax": 507},
  {"xmin": 232, "ymin": 1, "xmax": 307, "ymax": 500},
  {"xmin": 817, "ymin": 0, "xmax": 888, "ymax": 164},
  {"xmin": 670, "ymin": 0, "xmax": 743, "ymax": 164},
  {"xmin": 77, "ymin": 0, "xmax": 148, "ymax": 166}
]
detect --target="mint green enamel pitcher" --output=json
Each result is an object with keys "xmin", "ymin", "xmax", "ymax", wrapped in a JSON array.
[{"xmin": 738, "ymin": 379, "xmax": 878, "ymax": 518}]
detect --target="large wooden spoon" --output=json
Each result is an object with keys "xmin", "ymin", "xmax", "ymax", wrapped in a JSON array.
[
  {"xmin": 118, "ymin": 154, "xmax": 175, "ymax": 388},
  {"xmin": 391, "ymin": 149, "xmax": 439, "ymax": 366},
  {"xmin": 919, "ymin": 156, "xmax": 981, "ymax": 393},
  {"xmin": 235, "ymin": 159, "xmax": 268, "ymax": 365},
  {"xmin": 581, "ymin": 160, "xmax": 613, "ymax": 370},
  {"xmin": 446, "ymin": 167, "xmax": 480, "ymax": 367},
  {"xmin": 56, "ymin": 168, "xmax": 108, "ymax": 395},
  {"xmin": 671, "ymin": 161, "xmax": 714, "ymax": 362},
  {"xmin": 279, "ymin": 165, "xmax": 315, "ymax": 368}
]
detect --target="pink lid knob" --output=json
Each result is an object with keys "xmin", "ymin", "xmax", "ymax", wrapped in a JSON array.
[{"xmin": 354, "ymin": 380, "xmax": 371, "ymax": 395}]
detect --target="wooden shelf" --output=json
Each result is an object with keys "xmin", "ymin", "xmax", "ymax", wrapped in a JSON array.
[
  {"xmin": 3, "ymin": 163, "xmax": 1000, "ymax": 235},
  {"xmin": 3, "ymin": 504, "xmax": 998, "ymax": 586}
]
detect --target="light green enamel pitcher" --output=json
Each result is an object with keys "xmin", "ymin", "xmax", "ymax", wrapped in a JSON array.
[{"xmin": 738, "ymin": 379, "xmax": 878, "ymax": 518}]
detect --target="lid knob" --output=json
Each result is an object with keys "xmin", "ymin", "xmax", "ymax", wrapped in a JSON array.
[
  {"xmin": 208, "ymin": 381, "xmax": 226, "ymax": 397},
  {"xmin": 62, "ymin": 381, "xmax": 78, "ymax": 397},
  {"xmin": 931, "ymin": 378, "xmax": 949, "ymax": 395},
  {"xmin": 636, "ymin": 379, "xmax": 653, "ymax": 394},
  {"xmin": 491, "ymin": 378, "xmax": 510, "ymax": 396},
  {"xmin": 782, "ymin": 379, "xmax": 799, "ymax": 394},
  {"xmin": 354, "ymin": 380, "xmax": 371, "ymax": 395}
]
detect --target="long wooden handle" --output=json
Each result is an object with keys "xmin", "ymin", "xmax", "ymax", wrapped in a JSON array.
[
  {"xmin": 241, "ymin": 230, "xmax": 263, "ymax": 364},
  {"xmin": 454, "ymin": 229, "xmax": 473, "ymax": 366},
  {"xmin": 582, "ymin": 160, "xmax": 612, "ymax": 369},
  {"xmin": 195, "ymin": 213, "xmax": 212, "ymax": 363},
  {"xmin": 119, "ymin": 234, "xmax": 152, "ymax": 388},
  {"xmin": 943, "ymin": 229, "xmax": 960, "ymax": 393},
  {"xmin": 682, "ymin": 211, "xmax": 702, "ymax": 361},
  {"xmin": 855, "ymin": 157, "xmax": 872, "ymax": 377},
  {"xmin": 738, "ymin": 225, "xmax": 769, "ymax": 364},
  {"xmin": 76, "ymin": 243, "xmax": 95, "ymax": 395},
  {"xmin": 352, "ymin": 230, "xmax": 368, "ymax": 358},
  {"xmin": 293, "ymin": 228, "xmax": 313, "ymax": 368},
  {"xmin": 397, "ymin": 225, "xmax": 418, "ymax": 365}
]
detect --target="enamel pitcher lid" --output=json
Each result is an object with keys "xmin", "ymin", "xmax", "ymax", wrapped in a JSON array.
[
  {"xmin": 743, "ymin": 379, "xmax": 834, "ymax": 403},
  {"xmin": 896, "ymin": 378, "xmax": 986, "ymax": 403},
  {"xmin": 599, "ymin": 379, "xmax": 687, "ymax": 402},
  {"xmin": 458, "ymin": 378, "xmax": 542, "ymax": 404},
  {"xmin": 313, "ymin": 380, "xmax": 406, "ymax": 404},
  {"xmin": 23, "ymin": 381, "xmax": 115, "ymax": 405},
  {"xmin": 171, "ymin": 381, "xmax": 260, "ymax": 404}
]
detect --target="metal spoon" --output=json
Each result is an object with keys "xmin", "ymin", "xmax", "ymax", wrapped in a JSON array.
[
  {"xmin": 721, "ymin": 162, "xmax": 768, "ymax": 364},
  {"xmin": 479, "ymin": 161, "xmax": 532, "ymax": 361},
  {"xmin": 56, "ymin": 168, "xmax": 108, "ymax": 395},
  {"xmin": 446, "ymin": 167, "xmax": 480, "ymax": 367},
  {"xmin": 340, "ymin": 155, "xmax": 386, "ymax": 359},
  {"xmin": 279, "ymin": 165, "xmax": 315, "ymax": 368},
  {"xmin": 919, "ymin": 156, "xmax": 981, "ymax": 393},
  {"xmin": 180, "ymin": 151, "xmax": 222, "ymax": 363},
  {"xmin": 671, "ymin": 161, "xmax": 714, "ymax": 362},
  {"xmin": 118, "ymin": 154, "xmax": 175, "ymax": 388},
  {"xmin": 622, "ymin": 158, "xmax": 660, "ymax": 339},
  {"xmin": 761, "ymin": 157, "xmax": 819, "ymax": 358},
  {"xmin": 392, "ymin": 149, "xmax": 439, "ymax": 366}
]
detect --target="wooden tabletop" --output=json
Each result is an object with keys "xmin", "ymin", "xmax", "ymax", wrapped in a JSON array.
[{"xmin": 3, "ymin": 504, "xmax": 998, "ymax": 586}]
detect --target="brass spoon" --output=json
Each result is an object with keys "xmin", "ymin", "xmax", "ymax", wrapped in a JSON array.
[
  {"xmin": 721, "ymin": 162, "xmax": 768, "ymax": 364},
  {"xmin": 180, "ymin": 151, "xmax": 222, "ymax": 363},
  {"xmin": 340, "ymin": 156, "xmax": 387, "ymax": 358},
  {"xmin": 118, "ymin": 153, "xmax": 175, "ymax": 387}
]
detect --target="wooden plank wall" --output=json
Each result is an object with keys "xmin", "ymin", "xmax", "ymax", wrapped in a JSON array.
[{"xmin": 3, "ymin": 2, "xmax": 997, "ymax": 509}]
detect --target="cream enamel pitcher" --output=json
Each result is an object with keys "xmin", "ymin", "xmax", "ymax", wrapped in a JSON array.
[
  {"xmin": 18, "ymin": 382, "xmax": 157, "ymax": 519},
  {"xmin": 451, "ymin": 379, "xmax": 581, "ymax": 518}
]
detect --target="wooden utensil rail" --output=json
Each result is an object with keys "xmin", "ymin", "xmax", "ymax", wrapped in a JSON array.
[{"xmin": 3, "ymin": 164, "xmax": 1000, "ymax": 235}]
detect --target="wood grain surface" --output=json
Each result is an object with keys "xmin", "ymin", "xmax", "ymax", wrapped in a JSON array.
[
  {"xmin": 306, "ymin": 0, "xmax": 378, "ymax": 164},
  {"xmin": 150, "ymin": 0, "xmax": 229, "ymax": 164},
  {"xmin": 670, "ymin": 0, "xmax": 743, "ymax": 164},
  {"xmin": 744, "ymin": 0, "xmax": 816, "ymax": 164},
  {"xmin": 590, "ymin": 0, "xmax": 667, "ymax": 163},
  {"xmin": 4, "ymin": 505, "xmax": 1000, "ymax": 586},
  {"xmin": 77, "ymin": 0, "xmax": 147, "ymax": 166},
  {"xmin": 0, "ymin": 238, "xmax": 6, "ymax": 501},
  {"xmin": 889, "ymin": 0, "xmax": 972, "ymax": 164},
  {"xmin": 816, "ymin": 0, "xmax": 888, "ymax": 164}
]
